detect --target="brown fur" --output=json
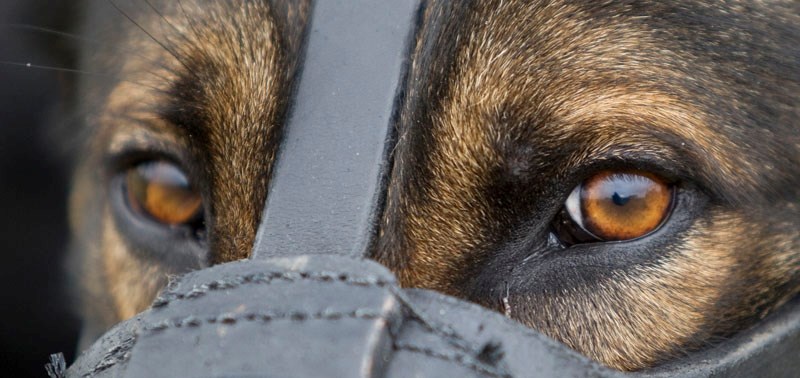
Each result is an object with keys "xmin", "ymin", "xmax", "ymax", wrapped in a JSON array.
[
  {"xmin": 68, "ymin": 0, "xmax": 309, "ymax": 347},
  {"xmin": 374, "ymin": 0, "xmax": 800, "ymax": 371},
  {"xmin": 66, "ymin": 0, "xmax": 799, "ymax": 371}
]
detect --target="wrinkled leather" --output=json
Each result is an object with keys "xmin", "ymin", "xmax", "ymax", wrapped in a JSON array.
[
  {"xmin": 67, "ymin": 255, "xmax": 609, "ymax": 377},
  {"xmin": 67, "ymin": 255, "xmax": 800, "ymax": 377}
]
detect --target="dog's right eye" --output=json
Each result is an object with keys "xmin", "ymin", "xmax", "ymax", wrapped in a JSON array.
[
  {"xmin": 124, "ymin": 161, "xmax": 203, "ymax": 227},
  {"xmin": 554, "ymin": 169, "xmax": 674, "ymax": 245}
]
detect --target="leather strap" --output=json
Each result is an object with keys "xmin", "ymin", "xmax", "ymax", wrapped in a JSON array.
[{"xmin": 251, "ymin": 0, "xmax": 421, "ymax": 259}]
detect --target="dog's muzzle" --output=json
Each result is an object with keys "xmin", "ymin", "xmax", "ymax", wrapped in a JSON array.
[
  {"xmin": 67, "ymin": 255, "xmax": 600, "ymax": 377},
  {"xmin": 60, "ymin": 1, "xmax": 800, "ymax": 376},
  {"xmin": 63, "ymin": 253, "xmax": 800, "ymax": 377}
]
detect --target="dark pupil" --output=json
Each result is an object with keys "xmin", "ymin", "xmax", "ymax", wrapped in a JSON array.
[
  {"xmin": 597, "ymin": 175, "xmax": 651, "ymax": 208},
  {"xmin": 611, "ymin": 192, "xmax": 630, "ymax": 206}
]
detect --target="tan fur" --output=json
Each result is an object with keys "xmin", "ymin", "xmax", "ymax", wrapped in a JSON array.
[
  {"xmin": 520, "ymin": 212, "xmax": 799, "ymax": 370},
  {"xmin": 101, "ymin": 217, "xmax": 167, "ymax": 320},
  {"xmin": 376, "ymin": 0, "xmax": 799, "ymax": 370},
  {"xmin": 70, "ymin": 0, "xmax": 309, "ymax": 345},
  {"xmin": 68, "ymin": 0, "xmax": 799, "ymax": 371}
]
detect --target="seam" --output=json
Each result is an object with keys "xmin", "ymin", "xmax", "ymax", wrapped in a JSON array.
[
  {"xmin": 389, "ymin": 288, "xmax": 512, "ymax": 377},
  {"xmin": 143, "ymin": 309, "xmax": 385, "ymax": 333},
  {"xmin": 152, "ymin": 271, "xmax": 392, "ymax": 308},
  {"xmin": 390, "ymin": 287, "xmax": 473, "ymax": 350},
  {"xmin": 392, "ymin": 341, "xmax": 510, "ymax": 378},
  {"xmin": 84, "ymin": 334, "xmax": 136, "ymax": 377}
]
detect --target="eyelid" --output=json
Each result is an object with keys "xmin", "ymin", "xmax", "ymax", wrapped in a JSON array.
[
  {"xmin": 564, "ymin": 149, "xmax": 686, "ymax": 188},
  {"xmin": 104, "ymin": 135, "xmax": 193, "ymax": 178},
  {"xmin": 106, "ymin": 118, "xmax": 184, "ymax": 155}
]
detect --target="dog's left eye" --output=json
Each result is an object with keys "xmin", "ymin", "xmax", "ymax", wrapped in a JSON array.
[
  {"xmin": 554, "ymin": 170, "xmax": 674, "ymax": 245},
  {"xmin": 125, "ymin": 160, "xmax": 203, "ymax": 226}
]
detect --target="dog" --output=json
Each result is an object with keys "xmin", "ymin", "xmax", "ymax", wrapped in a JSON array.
[{"xmin": 63, "ymin": 0, "xmax": 798, "ymax": 371}]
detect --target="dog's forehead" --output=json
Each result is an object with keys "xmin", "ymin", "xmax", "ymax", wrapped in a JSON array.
[
  {"xmin": 399, "ymin": 0, "xmax": 799, "ymax": 206},
  {"xmin": 86, "ymin": 1, "xmax": 799, "ymax": 191}
]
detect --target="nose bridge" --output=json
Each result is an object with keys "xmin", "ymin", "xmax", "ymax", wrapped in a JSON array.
[{"xmin": 250, "ymin": 0, "xmax": 419, "ymax": 260}]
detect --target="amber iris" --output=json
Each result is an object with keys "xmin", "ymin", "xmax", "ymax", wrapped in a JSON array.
[
  {"xmin": 125, "ymin": 161, "xmax": 202, "ymax": 225},
  {"xmin": 578, "ymin": 170, "xmax": 672, "ymax": 241}
]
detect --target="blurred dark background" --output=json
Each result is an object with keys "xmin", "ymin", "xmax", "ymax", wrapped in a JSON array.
[{"xmin": 0, "ymin": 1, "xmax": 81, "ymax": 376}]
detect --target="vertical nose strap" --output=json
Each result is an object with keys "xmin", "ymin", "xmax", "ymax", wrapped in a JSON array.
[{"xmin": 251, "ymin": 0, "xmax": 421, "ymax": 260}]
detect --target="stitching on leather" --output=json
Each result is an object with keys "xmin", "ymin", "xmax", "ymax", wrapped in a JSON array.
[
  {"xmin": 142, "ymin": 309, "xmax": 385, "ymax": 333},
  {"xmin": 84, "ymin": 334, "xmax": 136, "ymax": 377},
  {"xmin": 390, "ymin": 289, "xmax": 512, "ymax": 377},
  {"xmin": 393, "ymin": 342, "xmax": 510, "ymax": 378},
  {"xmin": 152, "ymin": 271, "xmax": 391, "ymax": 308},
  {"xmin": 390, "ymin": 288, "xmax": 477, "ymax": 353}
]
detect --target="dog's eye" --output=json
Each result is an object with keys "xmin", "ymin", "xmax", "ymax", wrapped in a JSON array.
[
  {"xmin": 554, "ymin": 170, "xmax": 674, "ymax": 245},
  {"xmin": 124, "ymin": 161, "xmax": 202, "ymax": 226}
]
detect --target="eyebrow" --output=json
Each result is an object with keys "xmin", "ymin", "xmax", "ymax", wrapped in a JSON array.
[{"xmin": 549, "ymin": 89, "xmax": 760, "ymax": 204}]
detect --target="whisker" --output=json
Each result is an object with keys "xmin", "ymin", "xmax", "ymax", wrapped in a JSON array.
[
  {"xmin": 176, "ymin": 0, "xmax": 204, "ymax": 48},
  {"xmin": 0, "ymin": 60, "xmax": 163, "ymax": 92},
  {"xmin": 142, "ymin": 0, "xmax": 201, "ymax": 80},
  {"xmin": 0, "ymin": 23, "xmax": 180, "ymax": 83},
  {"xmin": 105, "ymin": 0, "xmax": 194, "ymax": 76},
  {"xmin": 171, "ymin": 0, "xmax": 207, "ymax": 81},
  {"xmin": 143, "ymin": 0, "xmax": 193, "ymax": 47},
  {"xmin": 1, "ymin": 23, "xmax": 82, "ymax": 42},
  {"xmin": 502, "ymin": 281, "xmax": 512, "ymax": 317}
]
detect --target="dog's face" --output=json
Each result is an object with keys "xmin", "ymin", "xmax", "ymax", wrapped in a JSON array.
[
  {"xmin": 68, "ymin": 0, "xmax": 799, "ymax": 371},
  {"xmin": 375, "ymin": 1, "xmax": 800, "ymax": 369},
  {"xmin": 69, "ymin": 0, "xmax": 309, "ymax": 339}
]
